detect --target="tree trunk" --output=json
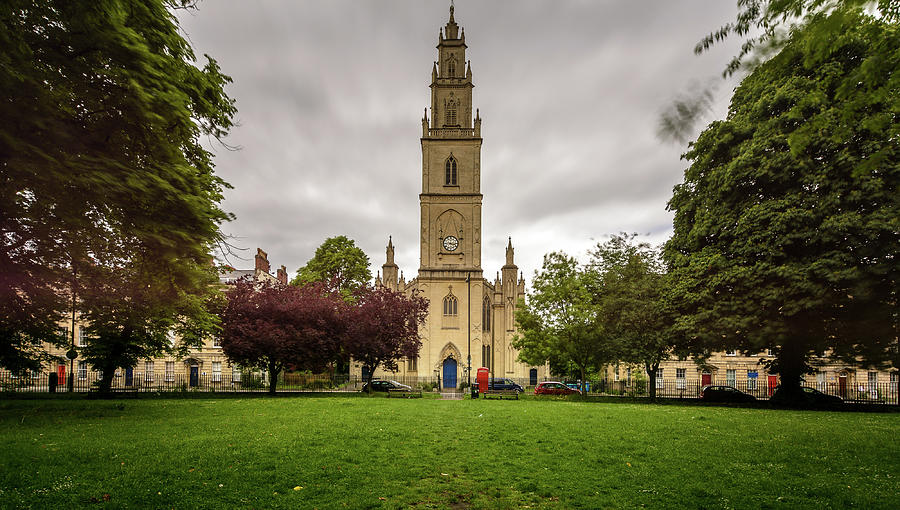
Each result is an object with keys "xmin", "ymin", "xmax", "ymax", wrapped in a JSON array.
[
  {"xmin": 774, "ymin": 341, "xmax": 806, "ymax": 406},
  {"xmin": 98, "ymin": 365, "xmax": 116, "ymax": 396},
  {"xmin": 646, "ymin": 362, "xmax": 659, "ymax": 402},
  {"xmin": 267, "ymin": 361, "xmax": 280, "ymax": 395},
  {"xmin": 579, "ymin": 365, "xmax": 586, "ymax": 398},
  {"xmin": 364, "ymin": 364, "xmax": 377, "ymax": 393}
]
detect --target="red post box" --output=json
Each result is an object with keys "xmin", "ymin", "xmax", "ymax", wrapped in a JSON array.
[{"xmin": 477, "ymin": 367, "xmax": 489, "ymax": 394}]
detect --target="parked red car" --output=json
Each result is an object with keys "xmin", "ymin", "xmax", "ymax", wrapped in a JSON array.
[{"xmin": 534, "ymin": 381, "xmax": 581, "ymax": 396}]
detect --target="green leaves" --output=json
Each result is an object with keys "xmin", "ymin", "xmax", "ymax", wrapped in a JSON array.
[
  {"xmin": 666, "ymin": 14, "xmax": 899, "ymax": 388},
  {"xmin": 291, "ymin": 236, "xmax": 372, "ymax": 300},
  {"xmin": 0, "ymin": 1, "xmax": 235, "ymax": 375}
]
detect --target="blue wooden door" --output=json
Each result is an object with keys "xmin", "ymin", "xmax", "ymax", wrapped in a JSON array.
[
  {"xmin": 125, "ymin": 367, "xmax": 133, "ymax": 387},
  {"xmin": 190, "ymin": 366, "xmax": 199, "ymax": 387},
  {"xmin": 529, "ymin": 368, "xmax": 538, "ymax": 387},
  {"xmin": 442, "ymin": 358, "xmax": 457, "ymax": 389}
]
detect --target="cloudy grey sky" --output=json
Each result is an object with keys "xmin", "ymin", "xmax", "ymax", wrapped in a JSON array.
[{"xmin": 177, "ymin": 0, "xmax": 743, "ymax": 282}]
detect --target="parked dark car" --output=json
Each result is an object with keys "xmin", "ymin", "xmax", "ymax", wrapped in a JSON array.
[
  {"xmin": 488, "ymin": 378, "xmax": 524, "ymax": 393},
  {"xmin": 771, "ymin": 385, "xmax": 843, "ymax": 406},
  {"xmin": 699, "ymin": 385, "xmax": 757, "ymax": 403},
  {"xmin": 534, "ymin": 381, "xmax": 581, "ymax": 396},
  {"xmin": 361, "ymin": 380, "xmax": 412, "ymax": 393}
]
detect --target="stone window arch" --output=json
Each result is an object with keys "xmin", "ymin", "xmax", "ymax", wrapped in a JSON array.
[
  {"xmin": 443, "ymin": 294, "xmax": 458, "ymax": 316},
  {"xmin": 445, "ymin": 98, "xmax": 457, "ymax": 126},
  {"xmin": 445, "ymin": 155, "xmax": 458, "ymax": 186},
  {"xmin": 447, "ymin": 54, "xmax": 457, "ymax": 76}
]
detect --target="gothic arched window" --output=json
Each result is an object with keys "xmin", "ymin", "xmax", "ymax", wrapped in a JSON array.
[
  {"xmin": 445, "ymin": 156, "xmax": 457, "ymax": 186},
  {"xmin": 447, "ymin": 55, "xmax": 457, "ymax": 76},
  {"xmin": 482, "ymin": 297, "xmax": 491, "ymax": 331},
  {"xmin": 445, "ymin": 100, "xmax": 457, "ymax": 126},
  {"xmin": 443, "ymin": 294, "xmax": 458, "ymax": 316}
]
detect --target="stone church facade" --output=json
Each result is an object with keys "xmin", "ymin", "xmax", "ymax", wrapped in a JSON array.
[{"xmin": 368, "ymin": 7, "xmax": 548, "ymax": 388}]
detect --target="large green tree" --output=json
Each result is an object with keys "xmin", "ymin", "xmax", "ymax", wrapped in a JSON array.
[
  {"xmin": 665, "ymin": 15, "xmax": 899, "ymax": 401},
  {"xmin": 0, "ymin": 1, "xmax": 235, "ymax": 377},
  {"xmin": 292, "ymin": 236, "xmax": 372, "ymax": 299},
  {"xmin": 660, "ymin": 1, "xmax": 899, "ymax": 143},
  {"xmin": 589, "ymin": 234, "xmax": 675, "ymax": 401},
  {"xmin": 513, "ymin": 252, "xmax": 617, "ymax": 390}
]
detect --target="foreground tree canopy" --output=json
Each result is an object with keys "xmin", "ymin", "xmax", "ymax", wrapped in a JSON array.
[
  {"xmin": 665, "ymin": 14, "xmax": 899, "ymax": 398},
  {"xmin": 345, "ymin": 286, "xmax": 429, "ymax": 391},
  {"xmin": 221, "ymin": 279, "xmax": 427, "ymax": 394},
  {"xmin": 589, "ymin": 234, "xmax": 675, "ymax": 400},
  {"xmin": 513, "ymin": 251, "xmax": 620, "ymax": 387},
  {"xmin": 292, "ymin": 236, "xmax": 372, "ymax": 299},
  {"xmin": 0, "ymin": 0, "xmax": 235, "ymax": 375},
  {"xmin": 514, "ymin": 236, "xmax": 677, "ymax": 393},
  {"xmin": 221, "ymin": 280, "xmax": 345, "ymax": 394},
  {"xmin": 660, "ymin": 1, "xmax": 900, "ymax": 143}
]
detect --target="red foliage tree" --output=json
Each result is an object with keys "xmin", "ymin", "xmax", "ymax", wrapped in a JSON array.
[
  {"xmin": 221, "ymin": 279, "xmax": 345, "ymax": 394},
  {"xmin": 344, "ymin": 287, "xmax": 429, "ymax": 392}
]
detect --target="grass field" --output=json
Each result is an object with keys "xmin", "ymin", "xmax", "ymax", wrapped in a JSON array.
[{"xmin": 1, "ymin": 396, "xmax": 898, "ymax": 509}]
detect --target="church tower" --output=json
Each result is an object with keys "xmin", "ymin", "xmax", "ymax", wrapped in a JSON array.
[
  {"xmin": 372, "ymin": 6, "xmax": 546, "ymax": 389},
  {"xmin": 419, "ymin": 4, "xmax": 482, "ymax": 276}
]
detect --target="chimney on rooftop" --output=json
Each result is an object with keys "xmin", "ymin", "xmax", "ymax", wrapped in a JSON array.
[{"xmin": 255, "ymin": 248, "xmax": 270, "ymax": 274}]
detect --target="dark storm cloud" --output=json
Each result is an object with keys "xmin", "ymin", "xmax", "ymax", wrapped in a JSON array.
[{"xmin": 178, "ymin": 0, "xmax": 743, "ymax": 280}]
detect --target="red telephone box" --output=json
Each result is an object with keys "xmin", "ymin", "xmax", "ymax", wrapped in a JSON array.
[
  {"xmin": 767, "ymin": 375, "xmax": 778, "ymax": 396},
  {"xmin": 477, "ymin": 367, "xmax": 489, "ymax": 393}
]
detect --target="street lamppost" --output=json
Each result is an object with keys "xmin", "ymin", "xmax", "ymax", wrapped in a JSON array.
[{"xmin": 466, "ymin": 271, "xmax": 471, "ymax": 392}]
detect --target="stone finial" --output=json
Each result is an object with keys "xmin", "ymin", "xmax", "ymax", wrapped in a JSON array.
[
  {"xmin": 505, "ymin": 237, "xmax": 515, "ymax": 265},
  {"xmin": 386, "ymin": 236, "xmax": 395, "ymax": 265}
]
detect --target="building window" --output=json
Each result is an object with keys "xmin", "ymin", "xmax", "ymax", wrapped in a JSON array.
[
  {"xmin": 213, "ymin": 336, "xmax": 222, "ymax": 348},
  {"xmin": 78, "ymin": 361, "xmax": 88, "ymax": 380},
  {"xmin": 482, "ymin": 344, "xmax": 490, "ymax": 369},
  {"xmin": 726, "ymin": 369, "xmax": 736, "ymax": 387},
  {"xmin": 816, "ymin": 371, "xmax": 826, "ymax": 390},
  {"xmin": 891, "ymin": 372, "xmax": 898, "ymax": 384},
  {"xmin": 725, "ymin": 350, "xmax": 736, "ymax": 356},
  {"xmin": 58, "ymin": 327, "xmax": 69, "ymax": 343},
  {"xmin": 407, "ymin": 357, "xmax": 417, "ymax": 371},
  {"xmin": 446, "ymin": 55, "xmax": 456, "ymax": 76},
  {"xmin": 614, "ymin": 364, "xmax": 620, "ymax": 382},
  {"xmin": 144, "ymin": 361, "xmax": 154, "ymax": 382},
  {"xmin": 443, "ymin": 295, "xmax": 458, "ymax": 316},
  {"xmin": 232, "ymin": 365, "xmax": 241, "ymax": 383},
  {"xmin": 212, "ymin": 362, "xmax": 222, "ymax": 383},
  {"xmin": 748, "ymin": 371, "xmax": 758, "ymax": 390},
  {"xmin": 868, "ymin": 371, "xmax": 878, "ymax": 395},
  {"xmin": 165, "ymin": 362, "xmax": 175, "ymax": 382},
  {"xmin": 77, "ymin": 328, "xmax": 88, "ymax": 347},
  {"xmin": 445, "ymin": 100, "xmax": 457, "ymax": 126},
  {"xmin": 676, "ymin": 368, "xmax": 686, "ymax": 389},
  {"xmin": 445, "ymin": 156, "xmax": 457, "ymax": 186},
  {"xmin": 482, "ymin": 297, "xmax": 491, "ymax": 331},
  {"xmin": 656, "ymin": 369, "xmax": 664, "ymax": 388}
]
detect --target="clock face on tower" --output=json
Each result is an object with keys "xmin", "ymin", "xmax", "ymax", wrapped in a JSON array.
[{"xmin": 442, "ymin": 235, "xmax": 459, "ymax": 252}]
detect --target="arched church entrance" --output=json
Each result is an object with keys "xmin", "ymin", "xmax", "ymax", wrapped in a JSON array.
[{"xmin": 442, "ymin": 358, "xmax": 458, "ymax": 389}]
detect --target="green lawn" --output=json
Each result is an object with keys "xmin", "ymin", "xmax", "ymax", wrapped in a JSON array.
[{"xmin": 1, "ymin": 397, "xmax": 898, "ymax": 509}]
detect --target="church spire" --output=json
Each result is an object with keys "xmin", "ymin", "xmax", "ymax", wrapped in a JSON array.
[
  {"xmin": 505, "ymin": 237, "xmax": 515, "ymax": 265},
  {"xmin": 381, "ymin": 236, "xmax": 399, "ymax": 291},
  {"xmin": 445, "ymin": 3, "xmax": 460, "ymax": 39}
]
